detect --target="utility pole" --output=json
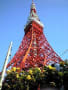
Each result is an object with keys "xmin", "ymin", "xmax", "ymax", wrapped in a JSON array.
[{"xmin": 0, "ymin": 42, "xmax": 13, "ymax": 90}]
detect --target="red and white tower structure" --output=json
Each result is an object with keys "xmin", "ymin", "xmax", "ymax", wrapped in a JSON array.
[{"xmin": 7, "ymin": 1, "xmax": 62, "ymax": 70}]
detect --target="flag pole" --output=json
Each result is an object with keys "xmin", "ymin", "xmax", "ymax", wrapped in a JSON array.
[{"xmin": 0, "ymin": 42, "xmax": 13, "ymax": 90}]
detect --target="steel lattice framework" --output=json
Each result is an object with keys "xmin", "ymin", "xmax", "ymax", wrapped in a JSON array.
[{"xmin": 7, "ymin": 1, "xmax": 62, "ymax": 70}]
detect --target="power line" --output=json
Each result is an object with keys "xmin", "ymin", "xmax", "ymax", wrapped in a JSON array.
[{"xmin": 60, "ymin": 49, "xmax": 68, "ymax": 56}]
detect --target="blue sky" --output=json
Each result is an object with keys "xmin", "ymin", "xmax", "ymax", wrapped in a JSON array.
[{"xmin": 0, "ymin": 0, "xmax": 68, "ymax": 71}]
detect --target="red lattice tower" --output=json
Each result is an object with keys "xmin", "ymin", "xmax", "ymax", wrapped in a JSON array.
[{"xmin": 7, "ymin": 1, "xmax": 62, "ymax": 70}]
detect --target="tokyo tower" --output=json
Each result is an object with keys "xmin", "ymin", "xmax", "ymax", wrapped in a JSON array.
[{"xmin": 7, "ymin": 1, "xmax": 62, "ymax": 70}]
